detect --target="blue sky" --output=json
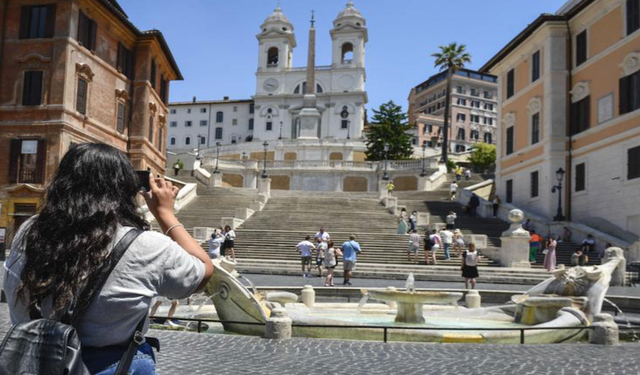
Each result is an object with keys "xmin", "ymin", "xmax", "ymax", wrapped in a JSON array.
[{"xmin": 120, "ymin": 0, "xmax": 567, "ymax": 113}]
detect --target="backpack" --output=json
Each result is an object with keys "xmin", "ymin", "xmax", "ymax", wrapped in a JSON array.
[{"xmin": 0, "ymin": 229, "xmax": 148, "ymax": 375}]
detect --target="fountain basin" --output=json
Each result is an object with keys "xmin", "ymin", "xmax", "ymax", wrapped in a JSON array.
[{"xmin": 364, "ymin": 289, "xmax": 463, "ymax": 323}]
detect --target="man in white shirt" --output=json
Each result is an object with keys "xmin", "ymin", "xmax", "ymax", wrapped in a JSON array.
[
  {"xmin": 439, "ymin": 228, "xmax": 454, "ymax": 260},
  {"xmin": 449, "ymin": 182, "xmax": 458, "ymax": 201},
  {"xmin": 427, "ymin": 229, "xmax": 442, "ymax": 265},
  {"xmin": 408, "ymin": 230, "xmax": 421, "ymax": 264},
  {"xmin": 314, "ymin": 227, "xmax": 330, "ymax": 243},
  {"xmin": 207, "ymin": 232, "xmax": 224, "ymax": 259},
  {"xmin": 446, "ymin": 211, "xmax": 457, "ymax": 230},
  {"xmin": 296, "ymin": 235, "xmax": 316, "ymax": 277}
]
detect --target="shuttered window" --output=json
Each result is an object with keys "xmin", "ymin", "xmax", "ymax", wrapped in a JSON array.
[
  {"xmin": 531, "ymin": 50, "xmax": 541, "ymax": 82},
  {"xmin": 531, "ymin": 113, "xmax": 540, "ymax": 144},
  {"xmin": 576, "ymin": 30, "xmax": 587, "ymax": 66},
  {"xmin": 117, "ymin": 43, "xmax": 134, "ymax": 79},
  {"xmin": 570, "ymin": 97, "xmax": 590, "ymax": 135},
  {"xmin": 19, "ymin": 4, "xmax": 56, "ymax": 39},
  {"xmin": 628, "ymin": 145, "xmax": 640, "ymax": 180},
  {"xmin": 506, "ymin": 180, "xmax": 513, "ymax": 204},
  {"xmin": 575, "ymin": 163, "xmax": 586, "ymax": 192},
  {"xmin": 22, "ymin": 71, "xmax": 43, "ymax": 106},
  {"xmin": 116, "ymin": 102, "xmax": 126, "ymax": 133},
  {"xmin": 627, "ymin": 0, "xmax": 640, "ymax": 35},
  {"xmin": 76, "ymin": 78, "xmax": 88, "ymax": 115},
  {"xmin": 8, "ymin": 139, "xmax": 46, "ymax": 184},
  {"xmin": 160, "ymin": 76, "xmax": 168, "ymax": 104},
  {"xmin": 216, "ymin": 111, "xmax": 224, "ymax": 123},
  {"xmin": 215, "ymin": 127, "xmax": 223, "ymax": 139},
  {"xmin": 506, "ymin": 126, "xmax": 514, "ymax": 155},
  {"xmin": 530, "ymin": 171, "xmax": 539, "ymax": 198},
  {"xmin": 157, "ymin": 127, "xmax": 163, "ymax": 151},
  {"xmin": 77, "ymin": 11, "xmax": 97, "ymax": 51},
  {"xmin": 620, "ymin": 70, "xmax": 640, "ymax": 115},
  {"xmin": 506, "ymin": 69, "xmax": 515, "ymax": 99},
  {"xmin": 150, "ymin": 59, "xmax": 156, "ymax": 89}
]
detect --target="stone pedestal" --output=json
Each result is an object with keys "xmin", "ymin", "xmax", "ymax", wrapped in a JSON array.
[
  {"xmin": 378, "ymin": 181, "xmax": 389, "ymax": 200},
  {"xmin": 384, "ymin": 197, "xmax": 397, "ymax": 209},
  {"xmin": 396, "ymin": 302, "xmax": 424, "ymax": 324},
  {"xmin": 385, "ymin": 287, "xmax": 397, "ymax": 310},
  {"xmin": 417, "ymin": 176, "xmax": 429, "ymax": 191},
  {"xmin": 298, "ymin": 95, "xmax": 321, "ymax": 139},
  {"xmin": 417, "ymin": 213, "xmax": 430, "ymax": 226},
  {"xmin": 221, "ymin": 217, "xmax": 244, "ymax": 230},
  {"xmin": 603, "ymin": 247, "xmax": 627, "ymax": 286},
  {"xmin": 212, "ymin": 173, "xmax": 222, "ymax": 187},
  {"xmin": 589, "ymin": 314, "xmax": 619, "ymax": 345},
  {"xmin": 468, "ymin": 234, "xmax": 488, "ymax": 249},
  {"xmin": 499, "ymin": 209, "xmax": 531, "ymax": 268},
  {"xmin": 193, "ymin": 227, "xmax": 216, "ymax": 242},
  {"xmin": 301, "ymin": 285, "xmax": 315, "ymax": 307},
  {"xmin": 235, "ymin": 208, "xmax": 255, "ymax": 221},
  {"xmin": 258, "ymin": 178, "xmax": 271, "ymax": 198},
  {"xmin": 264, "ymin": 308, "xmax": 292, "ymax": 340},
  {"xmin": 465, "ymin": 290, "xmax": 481, "ymax": 309}
]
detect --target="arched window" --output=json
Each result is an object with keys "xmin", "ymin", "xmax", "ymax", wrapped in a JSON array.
[
  {"xmin": 294, "ymin": 82, "xmax": 323, "ymax": 94},
  {"xmin": 216, "ymin": 111, "xmax": 223, "ymax": 123},
  {"xmin": 316, "ymin": 84, "xmax": 323, "ymax": 93},
  {"xmin": 185, "ymin": 136, "xmax": 191, "ymax": 145},
  {"xmin": 170, "ymin": 137, "xmax": 176, "ymax": 145},
  {"xmin": 267, "ymin": 47, "xmax": 279, "ymax": 67},
  {"xmin": 484, "ymin": 132, "xmax": 492, "ymax": 144},
  {"xmin": 457, "ymin": 128, "xmax": 466, "ymax": 140},
  {"xmin": 200, "ymin": 136, "xmax": 206, "ymax": 145},
  {"xmin": 231, "ymin": 135, "xmax": 237, "ymax": 144},
  {"xmin": 341, "ymin": 43, "xmax": 354, "ymax": 64},
  {"xmin": 470, "ymin": 130, "xmax": 480, "ymax": 140}
]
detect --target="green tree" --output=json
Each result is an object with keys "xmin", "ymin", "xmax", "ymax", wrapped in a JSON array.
[
  {"xmin": 432, "ymin": 43, "xmax": 472, "ymax": 166},
  {"xmin": 468, "ymin": 143, "xmax": 496, "ymax": 172},
  {"xmin": 365, "ymin": 101, "xmax": 414, "ymax": 161}
]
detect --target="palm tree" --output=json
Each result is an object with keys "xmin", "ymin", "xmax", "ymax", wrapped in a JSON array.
[{"xmin": 432, "ymin": 43, "xmax": 472, "ymax": 166}]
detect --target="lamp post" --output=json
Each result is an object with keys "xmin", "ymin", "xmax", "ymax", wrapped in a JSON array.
[
  {"xmin": 261, "ymin": 141, "xmax": 269, "ymax": 179},
  {"xmin": 551, "ymin": 167, "xmax": 565, "ymax": 221},
  {"xmin": 278, "ymin": 121, "xmax": 283, "ymax": 140},
  {"xmin": 420, "ymin": 142, "xmax": 428, "ymax": 177},
  {"xmin": 213, "ymin": 142, "xmax": 221, "ymax": 174},
  {"xmin": 382, "ymin": 142, "xmax": 390, "ymax": 181}
]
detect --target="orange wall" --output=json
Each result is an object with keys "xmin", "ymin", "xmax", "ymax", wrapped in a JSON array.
[
  {"xmin": 502, "ymin": 82, "xmax": 545, "ymax": 153},
  {"xmin": 589, "ymin": 6, "xmax": 623, "ymax": 57}
]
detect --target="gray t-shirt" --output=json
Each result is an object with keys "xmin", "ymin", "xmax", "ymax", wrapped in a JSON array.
[{"xmin": 4, "ymin": 219, "xmax": 205, "ymax": 347}]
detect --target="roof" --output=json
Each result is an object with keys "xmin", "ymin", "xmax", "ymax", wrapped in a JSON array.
[
  {"xmin": 96, "ymin": 0, "xmax": 183, "ymax": 80},
  {"xmin": 413, "ymin": 68, "xmax": 497, "ymax": 94},
  {"xmin": 169, "ymin": 99, "xmax": 254, "ymax": 106},
  {"xmin": 480, "ymin": 0, "xmax": 596, "ymax": 72}
]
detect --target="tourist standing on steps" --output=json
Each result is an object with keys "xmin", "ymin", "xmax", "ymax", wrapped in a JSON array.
[
  {"xmin": 453, "ymin": 229, "xmax": 465, "ymax": 257},
  {"xmin": 446, "ymin": 211, "xmax": 457, "ymax": 230},
  {"xmin": 296, "ymin": 235, "xmax": 316, "ymax": 278},
  {"xmin": 223, "ymin": 225, "xmax": 236, "ymax": 261},
  {"xmin": 529, "ymin": 230, "xmax": 542, "ymax": 263},
  {"xmin": 324, "ymin": 241, "xmax": 342, "ymax": 287},
  {"xmin": 449, "ymin": 181, "xmax": 459, "ymax": 201},
  {"xmin": 208, "ymin": 231, "xmax": 224, "ymax": 259},
  {"xmin": 408, "ymin": 230, "xmax": 421, "ymax": 264},
  {"xmin": 440, "ymin": 228, "xmax": 454, "ymax": 260},
  {"xmin": 492, "ymin": 195, "xmax": 501, "ymax": 218},
  {"xmin": 341, "ymin": 235, "xmax": 361, "ymax": 285},
  {"xmin": 455, "ymin": 166, "xmax": 463, "ymax": 181},
  {"xmin": 424, "ymin": 230, "xmax": 434, "ymax": 265},
  {"xmin": 398, "ymin": 208, "xmax": 408, "ymax": 234},
  {"xmin": 387, "ymin": 181, "xmax": 395, "ymax": 196},
  {"xmin": 315, "ymin": 237, "xmax": 327, "ymax": 278},
  {"xmin": 409, "ymin": 211, "xmax": 418, "ymax": 232},
  {"xmin": 173, "ymin": 159, "xmax": 183, "ymax": 176},
  {"xmin": 464, "ymin": 168, "xmax": 471, "ymax": 181},
  {"xmin": 543, "ymin": 236, "xmax": 557, "ymax": 271},
  {"xmin": 428, "ymin": 229, "xmax": 441, "ymax": 265},
  {"xmin": 461, "ymin": 243, "xmax": 479, "ymax": 289},
  {"xmin": 3, "ymin": 143, "xmax": 213, "ymax": 374},
  {"xmin": 579, "ymin": 234, "xmax": 596, "ymax": 254},
  {"xmin": 314, "ymin": 227, "xmax": 330, "ymax": 243},
  {"xmin": 561, "ymin": 226, "xmax": 572, "ymax": 243},
  {"xmin": 468, "ymin": 194, "xmax": 480, "ymax": 217}
]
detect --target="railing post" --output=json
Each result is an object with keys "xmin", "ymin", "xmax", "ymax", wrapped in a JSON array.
[
  {"xmin": 384, "ymin": 327, "xmax": 388, "ymax": 343},
  {"xmin": 197, "ymin": 320, "xmax": 202, "ymax": 333},
  {"xmin": 520, "ymin": 329, "xmax": 525, "ymax": 344}
]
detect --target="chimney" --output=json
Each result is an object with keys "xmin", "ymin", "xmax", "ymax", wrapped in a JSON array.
[
  {"xmin": 223, "ymin": 96, "xmax": 229, "ymax": 101},
  {"xmin": 192, "ymin": 96, "xmax": 196, "ymax": 103}
]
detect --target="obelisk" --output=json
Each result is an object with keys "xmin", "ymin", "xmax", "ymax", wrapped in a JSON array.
[{"xmin": 298, "ymin": 11, "xmax": 322, "ymax": 139}]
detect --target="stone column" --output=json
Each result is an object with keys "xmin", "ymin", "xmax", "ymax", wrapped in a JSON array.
[
  {"xmin": 603, "ymin": 247, "xmax": 627, "ymax": 287},
  {"xmin": 499, "ymin": 209, "xmax": 531, "ymax": 268},
  {"xmin": 301, "ymin": 285, "xmax": 315, "ymax": 307},
  {"xmin": 589, "ymin": 314, "xmax": 619, "ymax": 345},
  {"xmin": 417, "ymin": 176, "xmax": 429, "ymax": 191},
  {"xmin": 378, "ymin": 180, "xmax": 388, "ymax": 200},
  {"xmin": 465, "ymin": 290, "xmax": 481, "ymax": 308},
  {"xmin": 264, "ymin": 308, "xmax": 292, "ymax": 340},
  {"xmin": 258, "ymin": 178, "xmax": 271, "ymax": 198},
  {"xmin": 212, "ymin": 173, "xmax": 222, "ymax": 187}
]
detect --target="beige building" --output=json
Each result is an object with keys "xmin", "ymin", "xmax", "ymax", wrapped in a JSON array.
[
  {"xmin": 481, "ymin": 0, "xmax": 640, "ymax": 237},
  {"xmin": 408, "ymin": 68, "xmax": 498, "ymax": 153},
  {"xmin": 0, "ymin": 0, "xmax": 182, "ymax": 242}
]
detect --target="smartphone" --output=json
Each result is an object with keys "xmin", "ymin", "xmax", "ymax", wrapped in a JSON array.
[{"xmin": 135, "ymin": 170, "xmax": 151, "ymax": 192}]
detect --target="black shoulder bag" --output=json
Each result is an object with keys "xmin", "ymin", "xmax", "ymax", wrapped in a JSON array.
[{"xmin": 0, "ymin": 229, "xmax": 152, "ymax": 375}]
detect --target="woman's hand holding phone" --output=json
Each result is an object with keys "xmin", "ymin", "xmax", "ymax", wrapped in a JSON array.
[{"xmin": 142, "ymin": 174, "xmax": 179, "ymax": 226}]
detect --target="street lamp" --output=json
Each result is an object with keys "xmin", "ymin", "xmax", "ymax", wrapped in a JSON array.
[
  {"xmin": 551, "ymin": 167, "xmax": 566, "ymax": 221},
  {"xmin": 213, "ymin": 142, "xmax": 221, "ymax": 174},
  {"xmin": 278, "ymin": 121, "xmax": 283, "ymax": 140},
  {"xmin": 382, "ymin": 142, "xmax": 390, "ymax": 181},
  {"xmin": 420, "ymin": 142, "xmax": 428, "ymax": 177},
  {"xmin": 261, "ymin": 141, "xmax": 269, "ymax": 179}
]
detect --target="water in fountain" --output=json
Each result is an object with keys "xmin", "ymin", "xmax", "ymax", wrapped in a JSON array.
[
  {"xmin": 356, "ymin": 294, "xmax": 370, "ymax": 314},
  {"xmin": 603, "ymin": 298, "xmax": 639, "ymax": 341},
  {"xmin": 405, "ymin": 273, "xmax": 416, "ymax": 293},
  {"xmin": 239, "ymin": 275, "xmax": 258, "ymax": 295}
]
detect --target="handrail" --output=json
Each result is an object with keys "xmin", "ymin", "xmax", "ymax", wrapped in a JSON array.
[{"xmin": 149, "ymin": 315, "xmax": 595, "ymax": 344}]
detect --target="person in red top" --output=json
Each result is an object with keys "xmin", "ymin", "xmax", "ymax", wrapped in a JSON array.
[{"xmin": 529, "ymin": 230, "xmax": 542, "ymax": 263}]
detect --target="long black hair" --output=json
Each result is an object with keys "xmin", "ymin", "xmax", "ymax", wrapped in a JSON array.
[{"xmin": 17, "ymin": 143, "xmax": 149, "ymax": 314}]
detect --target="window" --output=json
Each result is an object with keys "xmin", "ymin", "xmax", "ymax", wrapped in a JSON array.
[
  {"xmin": 200, "ymin": 120, "xmax": 207, "ymax": 126},
  {"xmin": 456, "ymin": 128, "xmax": 466, "ymax": 140},
  {"xmin": 470, "ymin": 88, "xmax": 479, "ymax": 97},
  {"xmin": 483, "ymin": 117, "xmax": 494, "ymax": 126},
  {"xmin": 455, "ymin": 145, "xmax": 466, "ymax": 152},
  {"xmin": 471, "ymin": 115, "xmax": 480, "ymax": 123},
  {"xmin": 266, "ymin": 122, "xmax": 273, "ymax": 131},
  {"xmin": 484, "ymin": 91, "xmax": 493, "ymax": 99},
  {"xmin": 200, "ymin": 108, "xmax": 207, "ymax": 113},
  {"xmin": 506, "ymin": 126, "xmax": 514, "ymax": 155},
  {"xmin": 22, "ymin": 71, "xmax": 43, "ymax": 106},
  {"xmin": 576, "ymin": 30, "xmax": 587, "ymax": 66},
  {"xmin": 620, "ymin": 70, "xmax": 640, "ymax": 115},
  {"xmin": 187, "ymin": 109, "xmax": 191, "ymax": 114},
  {"xmin": 116, "ymin": 102, "xmax": 126, "ymax": 133},
  {"xmin": 231, "ymin": 136, "xmax": 238, "ymax": 144},
  {"xmin": 267, "ymin": 47, "xmax": 279, "ymax": 67},
  {"xmin": 249, "ymin": 104, "xmax": 255, "ymax": 114},
  {"xmin": 341, "ymin": 120, "xmax": 349, "ymax": 129},
  {"xmin": 484, "ymin": 132, "xmax": 492, "ymax": 144},
  {"xmin": 470, "ymin": 130, "xmax": 479, "ymax": 140},
  {"xmin": 531, "ymin": 51, "xmax": 541, "ymax": 82},
  {"xmin": 233, "ymin": 106, "xmax": 238, "ymax": 112},
  {"xmin": 628, "ymin": 145, "xmax": 640, "ymax": 180},
  {"xmin": 249, "ymin": 119, "xmax": 254, "ymax": 130},
  {"xmin": 456, "ymin": 86, "xmax": 464, "ymax": 94},
  {"xmin": 457, "ymin": 98, "xmax": 467, "ymax": 106},
  {"xmin": 506, "ymin": 69, "xmax": 515, "ymax": 99},
  {"xmin": 170, "ymin": 121, "xmax": 177, "ymax": 127},
  {"xmin": 232, "ymin": 119, "xmax": 238, "ymax": 125},
  {"xmin": 506, "ymin": 179, "xmax": 513, "ymax": 203},
  {"xmin": 160, "ymin": 77, "xmax": 168, "ymax": 104},
  {"xmin": 200, "ymin": 136, "xmax": 206, "ymax": 145},
  {"xmin": 150, "ymin": 59, "xmax": 156, "ymax": 89},
  {"xmin": 76, "ymin": 78, "xmax": 88, "ymax": 115},
  {"xmin": 530, "ymin": 171, "xmax": 539, "ymax": 198},
  {"xmin": 570, "ymin": 96, "xmax": 590, "ymax": 135},
  {"xmin": 77, "ymin": 11, "xmax": 97, "ymax": 51},
  {"xmin": 157, "ymin": 127, "xmax": 163, "ymax": 151},
  {"xmin": 485, "ymin": 103, "xmax": 494, "ymax": 111},
  {"xmin": 531, "ymin": 113, "xmax": 540, "ymax": 144},
  {"xmin": 185, "ymin": 121, "xmax": 192, "ymax": 127},
  {"xmin": 148, "ymin": 116, "xmax": 154, "ymax": 142},
  {"xmin": 627, "ymin": 0, "xmax": 640, "ymax": 35},
  {"xmin": 170, "ymin": 137, "xmax": 176, "ymax": 146},
  {"xmin": 216, "ymin": 111, "xmax": 223, "ymax": 123},
  {"xmin": 8, "ymin": 139, "xmax": 46, "ymax": 184},
  {"xmin": 341, "ymin": 43, "xmax": 354, "ymax": 63},
  {"xmin": 185, "ymin": 137, "xmax": 191, "ymax": 145},
  {"xmin": 117, "ymin": 43, "xmax": 134, "ymax": 79},
  {"xmin": 471, "ymin": 100, "xmax": 481, "ymax": 108},
  {"xmin": 575, "ymin": 163, "xmax": 586, "ymax": 191},
  {"xmin": 170, "ymin": 109, "xmax": 176, "ymax": 114},
  {"xmin": 456, "ymin": 113, "xmax": 466, "ymax": 122},
  {"xmin": 20, "ymin": 5, "xmax": 56, "ymax": 39},
  {"xmin": 215, "ymin": 127, "xmax": 223, "ymax": 139}
]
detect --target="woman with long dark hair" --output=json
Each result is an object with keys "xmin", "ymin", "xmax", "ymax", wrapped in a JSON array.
[{"xmin": 3, "ymin": 143, "xmax": 213, "ymax": 374}]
